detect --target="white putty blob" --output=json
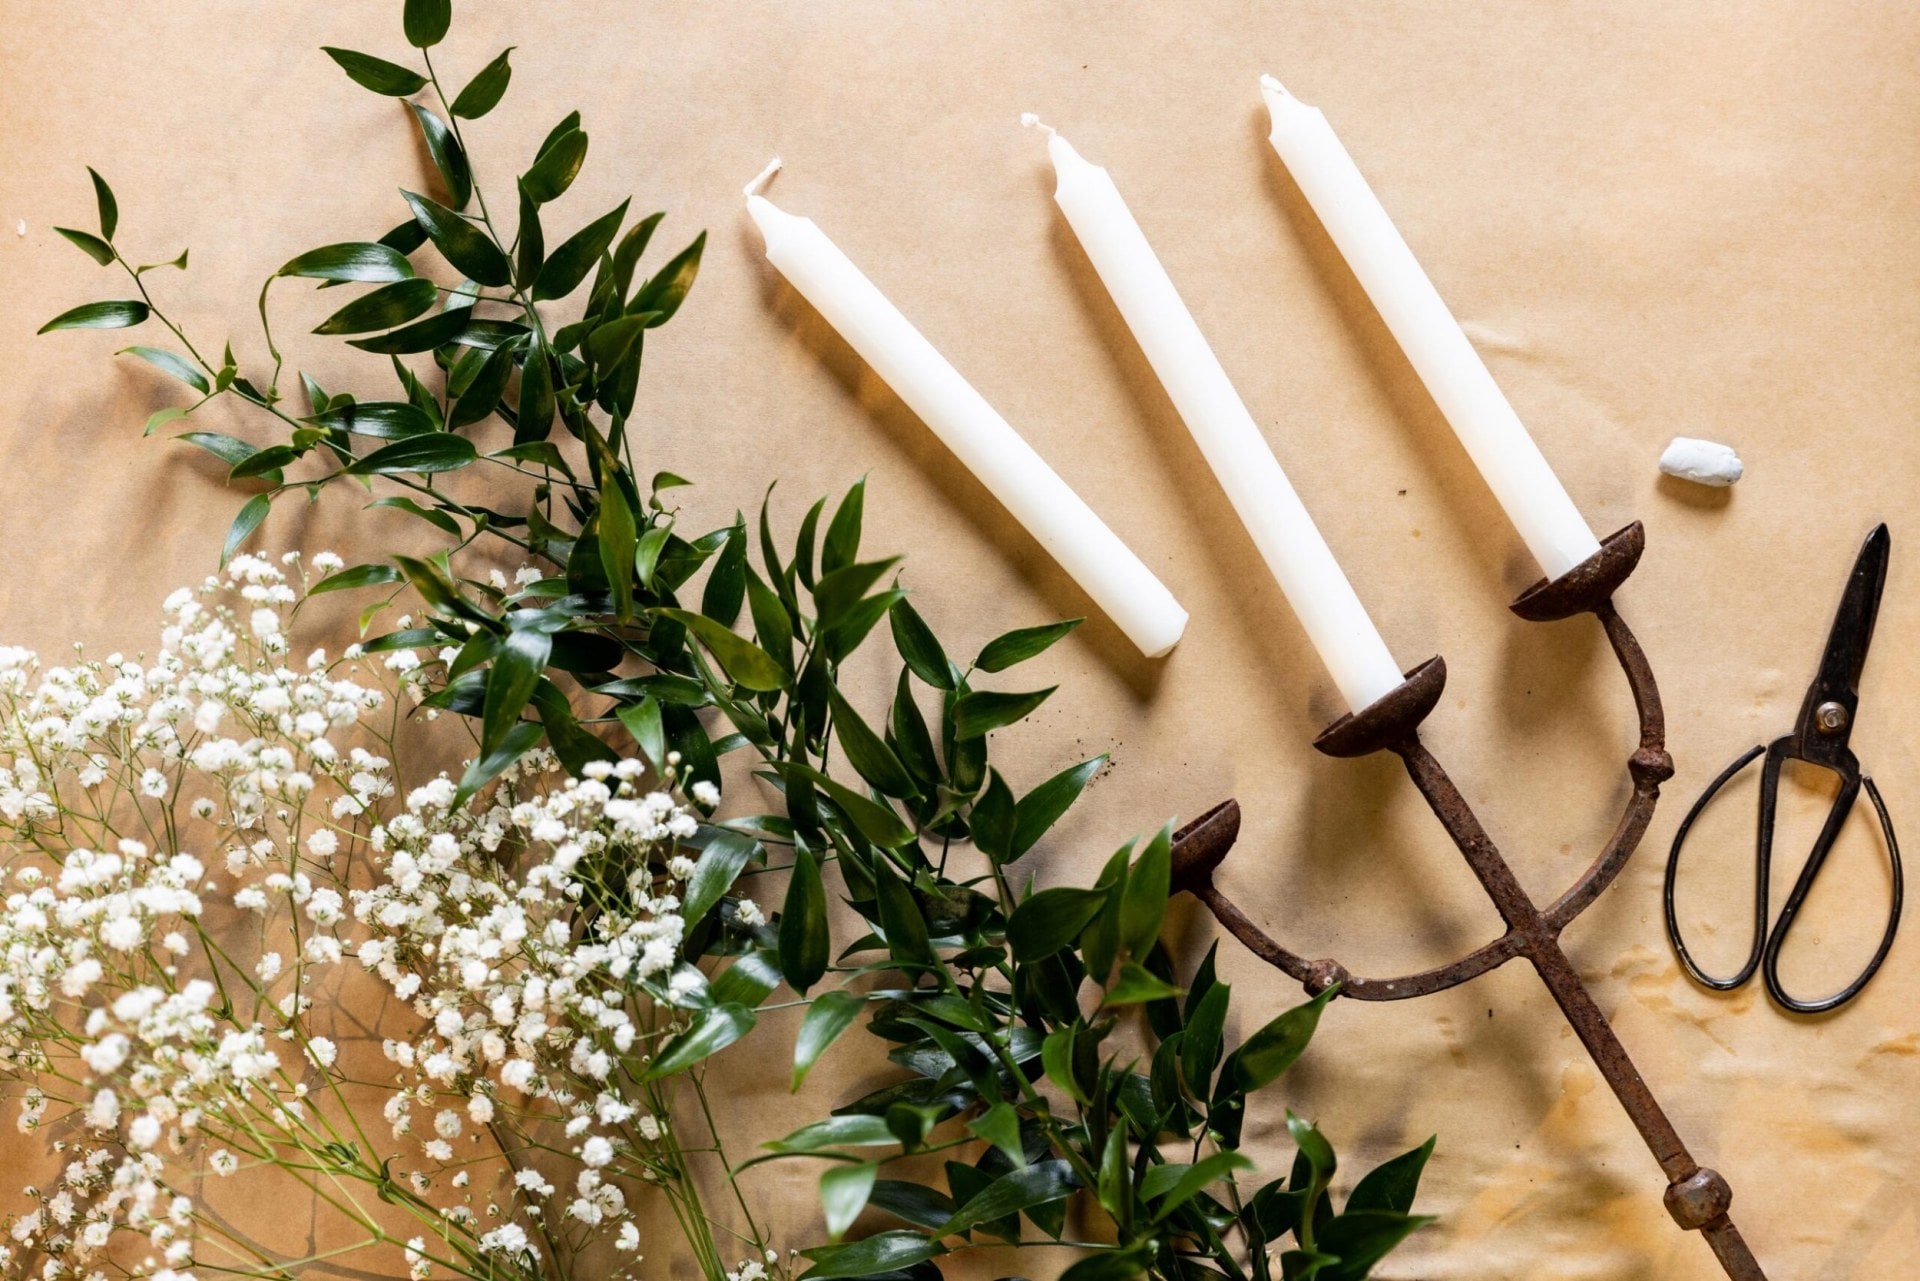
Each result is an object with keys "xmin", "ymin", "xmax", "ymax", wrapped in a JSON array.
[{"xmin": 1659, "ymin": 436, "xmax": 1743, "ymax": 487}]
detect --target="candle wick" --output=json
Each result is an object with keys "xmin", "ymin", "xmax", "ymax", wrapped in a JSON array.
[
  {"xmin": 1018, "ymin": 112, "xmax": 1056, "ymax": 138},
  {"xmin": 743, "ymin": 157, "xmax": 782, "ymax": 200},
  {"xmin": 1258, "ymin": 73, "xmax": 1291, "ymax": 100}
]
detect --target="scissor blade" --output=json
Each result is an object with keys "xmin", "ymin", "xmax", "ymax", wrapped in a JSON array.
[{"xmin": 1804, "ymin": 523, "xmax": 1890, "ymax": 718}]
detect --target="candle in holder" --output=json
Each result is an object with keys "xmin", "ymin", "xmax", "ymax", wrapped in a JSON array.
[
  {"xmin": 1027, "ymin": 117, "xmax": 1404, "ymax": 713},
  {"xmin": 1261, "ymin": 76, "xmax": 1602, "ymax": 582},
  {"xmin": 743, "ymin": 160, "xmax": 1188, "ymax": 658}
]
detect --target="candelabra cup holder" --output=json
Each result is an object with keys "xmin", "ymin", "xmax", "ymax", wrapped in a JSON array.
[{"xmin": 1169, "ymin": 522, "xmax": 1770, "ymax": 1281}]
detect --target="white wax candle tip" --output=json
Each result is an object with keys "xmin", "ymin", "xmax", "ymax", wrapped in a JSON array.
[
  {"xmin": 1019, "ymin": 112, "xmax": 1055, "ymax": 137},
  {"xmin": 742, "ymin": 157, "xmax": 782, "ymax": 200},
  {"xmin": 1258, "ymin": 73, "xmax": 1289, "ymax": 98}
]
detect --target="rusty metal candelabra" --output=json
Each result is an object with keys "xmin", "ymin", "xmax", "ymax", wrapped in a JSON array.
[{"xmin": 1168, "ymin": 522, "xmax": 1767, "ymax": 1281}]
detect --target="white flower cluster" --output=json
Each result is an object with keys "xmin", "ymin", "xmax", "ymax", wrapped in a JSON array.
[
  {"xmin": 0, "ymin": 550, "xmax": 746, "ymax": 1281},
  {"xmin": 0, "ymin": 553, "xmax": 397, "ymax": 1275},
  {"xmin": 353, "ymin": 752, "xmax": 704, "ymax": 1243}
]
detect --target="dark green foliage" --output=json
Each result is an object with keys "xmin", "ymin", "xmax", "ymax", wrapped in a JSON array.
[{"xmin": 42, "ymin": 8, "xmax": 1431, "ymax": 1279}]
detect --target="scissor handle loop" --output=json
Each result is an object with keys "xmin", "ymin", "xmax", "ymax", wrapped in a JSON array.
[
  {"xmin": 1664, "ymin": 744, "xmax": 1768, "ymax": 992},
  {"xmin": 1761, "ymin": 771, "xmax": 1903, "ymax": 1014}
]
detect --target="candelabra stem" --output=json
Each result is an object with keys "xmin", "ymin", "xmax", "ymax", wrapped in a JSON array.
[{"xmin": 1396, "ymin": 737, "xmax": 1764, "ymax": 1281}]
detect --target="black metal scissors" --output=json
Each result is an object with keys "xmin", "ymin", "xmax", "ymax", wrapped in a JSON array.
[{"xmin": 1664, "ymin": 523, "xmax": 1903, "ymax": 1014}]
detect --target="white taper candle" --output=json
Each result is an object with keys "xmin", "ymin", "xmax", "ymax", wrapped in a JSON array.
[
  {"xmin": 1028, "ymin": 117, "xmax": 1404, "ymax": 712},
  {"xmin": 744, "ymin": 161, "xmax": 1188, "ymax": 658},
  {"xmin": 1261, "ymin": 76, "xmax": 1602, "ymax": 581}
]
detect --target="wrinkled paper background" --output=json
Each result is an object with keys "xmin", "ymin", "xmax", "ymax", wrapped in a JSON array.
[{"xmin": 4, "ymin": 3, "xmax": 1918, "ymax": 1277}]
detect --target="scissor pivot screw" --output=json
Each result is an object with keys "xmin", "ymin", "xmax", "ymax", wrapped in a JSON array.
[{"xmin": 1815, "ymin": 701, "xmax": 1849, "ymax": 734}]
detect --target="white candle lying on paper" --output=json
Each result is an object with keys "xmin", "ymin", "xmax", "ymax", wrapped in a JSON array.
[
  {"xmin": 1028, "ymin": 117, "xmax": 1403, "ymax": 713},
  {"xmin": 1261, "ymin": 76, "xmax": 1602, "ymax": 582},
  {"xmin": 743, "ymin": 160, "xmax": 1188, "ymax": 658}
]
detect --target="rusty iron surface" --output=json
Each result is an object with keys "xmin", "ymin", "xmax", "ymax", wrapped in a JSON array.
[{"xmin": 1169, "ymin": 524, "xmax": 1767, "ymax": 1281}]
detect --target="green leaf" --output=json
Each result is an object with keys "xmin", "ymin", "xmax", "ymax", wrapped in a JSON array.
[
  {"xmin": 820, "ymin": 1162, "xmax": 877, "ymax": 1243},
  {"xmin": 448, "ymin": 340, "xmax": 517, "ymax": 428},
  {"xmin": 481, "ymin": 628, "xmax": 551, "ymax": 753},
  {"xmin": 1009, "ymin": 754, "xmax": 1105, "ymax": 860},
  {"xmin": 144, "ymin": 407, "xmax": 191, "ymax": 436},
  {"xmin": 1007, "ymin": 887, "xmax": 1108, "ymax": 962},
  {"xmin": 635, "ymin": 522, "xmax": 673, "ymax": 590},
  {"xmin": 534, "ymin": 198, "xmax": 631, "ymax": 301},
  {"xmin": 951, "ymin": 686, "xmax": 1055, "ymax": 740},
  {"xmin": 811, "ymin": 556, "xmax": 898, "ymax": 630},
  {"xmin": 611, "ymin": 210, "xmax": 663, "ymax": 294},
  {"xmin": 586, "ymin": 313, "xmax": 647, "ymax": 376},
  {"xmin": 408, "ymin": 104, "xmax": 472, "ymax": 209},
  {"xmin": 966, "ymin": 1101, "xmax": 1025, "ymax": 1167},
  {"xmin": 55, "ymin": 226, "xmax": 113, "ymax": 265},
  {"xmin": 1095, "ymin": 1123, "xmax": 1128, "ymax": 1221},
  {"xmin": 1118, "ymin": 821, "xmax": 1172, "ymax": 958},
  {"xmin": 828, "ymin": 689, "xmax": 916, "ymax": 799},
  {"xmin": 683, "ymin": 831, "xmax": 761, "ymax": 927},
  {"xmin": 786, "ymin": 764, "xmax": 915, "ymax": 849},
  {"xmin": 310, "ymin": 564, "xmax": 403, "ymax": 595},
  {"xmin": 645, "ymin": 1003, "xmax": 756, "ymax": 1080},
  {"xmin": 522, "ymin": 127, "xmax": 588, "ymax": 204},
  {"xmin": 401, "ymin": 191, "xmax": 510, "ymax": 287},
  {"xmin": 791, "ymin": 989, "xmax": 863, "ymax": 1092},
  {"xmin": 746, "ymin": 567, "xmax": 793, "ymax": 672},
  {"xmin": 597, "ymin": 469, "xmax": 638, "ymax": 622},
  {"xmin": 305, "ymin": 401, "xmax": 435, "ymax": 439},
  {"xmin": 969, "ymin": 770, "xmax": 1015, "ymax": 862},
  {"xmin": 1060, "ymin": 1247, "xmax": 1154, "ymax": 1281},
  {"xmin": 779, "ymin": 846, "xmax": 830, "ymax": 993},
  {"xmin": 221, "ymin": 493, "xmax": 271, "ymax": 567},
  {"xmin": 87, "ymin": 167, "xmax": 117, "ymax": 240},
  {"xmin": 874, "ymin": 864, "xmax": 936, "ymax": 968},
  {"xmin": 1181, "ymin": 981, "xmax": 1230, "ymax": 1096},
  {"xmin": 228, "ymin": 444, "xmax": 300, "ymax": 481},
  {"xmin": 454, "ymin": 719, "xmax": 542, "ymax": 805},
  {"xmin": 343, "ymin": 306, "xmax": 473, "ymax": 354},
  {"xmin": 368, "ymin": 495, "xmax": 461, "ymax": 535},
  {"xmin": 450, "ymin": 47, "xmax": 513, "ymax": 118},
  {"xmin": 1101, "ymin": 960, "xmax": 1184, "ymax": 1007},
  {"xmin": 403, "ymin": 0, "xmax": 451, "ymax": 47},
  {"xmin": 940, "ymin": 1160, "xmax": 1077, "ymax": 1237},
  {"xmin": 797, "ymin": 1231, "xmax": 941, "ymax": 1279},
  {"xmin": 771, "ymin": 1114, "xmax": 899, "ymax": 1153},
  {"xmin": 1345, "ymin": 1136, "xmax": 1435, "ymax": 1217},
  {"xmin": 652, "ymin": 608, "xmax": 785, "ymax": 692},
  {"xmin": 888, "ymin": 670, "xmax": 939, "ymax": 791},
  {"xmin": 119, "ymin": 346, "xmax": 208, "ymax": 393},
  {"xmin": 1232, "ymin": 985, "xmax": 1336, "ymax": 1092},
  {"xmin": 1318, "ymin": 1210, "xmax": 1436, "ymax": 1281},
  {"xmin": 615, "ymin": 697, "xmax": 666, "ymax": 770},
  {"xmin": 630, "ymin": 230, "xmax": 706, "ymax": 326},
  {"xmin": 322, "ymin": 46, "xmax": 428, "ymax": 95},
  {"xmin": 378, "ymin": 218, "xmax": 429, "ymax": 256},
  {"xmin": 173, "ymin": 432, "xmax": 274, "ymax": 476},
  {"xmin": 313, "ymin": 278, "xmax": 438, "ymax": 334},
  {"xmin": 888, "ymin": 597, "xmax": 953, "ymax": 690},
  {"xmin": 38, "ymin": 300, "xmax": 148, "ymax": 334},
  {"xmin": 976, "ymin": 618, "xmax": 1083, "ymax": 673},
  {"xmin": 516, "ymin": 333, "xmax": 554, "ymax": 441},
  {"xmin": 347, "ymin": 433, "xmax": 478, "ymax": 475},
  {"xmin": 514, "ymin": 181, "xmax": 544, "ymax": 288},
  {"xmin": 276, "ymin": 242, "xmax": 414, "ymax": 282},
  {"xmin": 1145, "ymin": 1151, "xmax": 1254, "ymax": 1219},
  {"xmin": 708, "ymin": 949, "xmax": 780, "ymax": 1009},
  {"xmin": 820, "ymin": 476, "xmax": 865, "ymax": 575},
  {"xmin": 1288, "ymin": 1111, "xmax": 1338, "ymax": 1185}
]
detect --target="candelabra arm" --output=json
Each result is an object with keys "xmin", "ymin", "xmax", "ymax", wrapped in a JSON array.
[{"xmin": 1167, "ymin": 524, "xmax": 1770, "ymax": 1280}]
